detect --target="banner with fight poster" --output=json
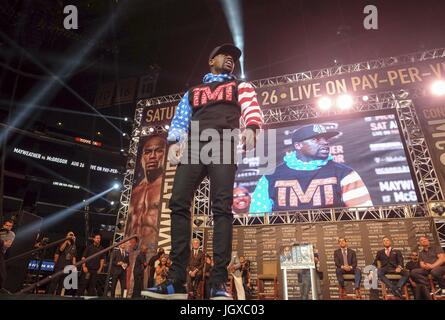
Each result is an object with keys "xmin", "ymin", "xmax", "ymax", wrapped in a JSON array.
[
  {"xmin": 123, "ymin": 103, "xmax": 176, "ymax": 294},
  {"xmin": 233, "ymin": 111, "xmax": 419, "ymax": 216},
  {"xmin": 414, "ymin": 98, "xmax": 445, "ymax": 191}
]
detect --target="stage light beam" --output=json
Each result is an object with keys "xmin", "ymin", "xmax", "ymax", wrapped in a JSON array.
[
  {"xmin": 15, "ymin": 186, "xmax": 117, "ymax": 239},
  {"xmin": 220, "ymin": 0, "xmax": 245, "ymax": 78}
]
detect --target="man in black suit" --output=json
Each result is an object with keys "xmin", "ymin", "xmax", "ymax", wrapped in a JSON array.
[
  {"xmin": 132, "ymin": 244, "xmax": 148, "ymax": 298},
  {"xmin": 334, "ymin": 237, "xmax": 362, "ymax": 297},
  {"xmin": 77, "ymin": 234, "xmax": 105, "ymax": 296},
  {"xmin": 187, "ymin": 238, "xmax": 204, "ymax": 298},
  {"xmin": 373, "ymin": 236, "xmax": 408, "ymax": 299},
  {"xmin": 110, "ymin": 243, "xmax": 130, "ymax": 298}
]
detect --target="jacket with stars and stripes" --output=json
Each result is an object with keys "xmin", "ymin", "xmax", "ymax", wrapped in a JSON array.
[{"xmin": 167, "ymin": 73, "xmax": 263, "ymax": 143}]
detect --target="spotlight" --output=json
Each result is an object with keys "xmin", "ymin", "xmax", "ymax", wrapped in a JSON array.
[
  {"xmin": 362, "ymin": 95, "xmax": 369, "ymax": 102},
  {"xmin": 57, "ymin": 122, "xmax": 63, "ymax": 126},
  {"xmin": 318, "ymin": 97, "xmax": 332, "ymax": 111},
  {"xmin": 113, "ymin": 183, "xmax": 121, "ymax": 190},
  {"xmin": 336, "ymin": 94, "xmax": 353, "ymax": 110},
  {"xmin": 120, "ymin": 148, "xmax": 125, "ymax": 152},
  {"xmin": 164, "ymin": 124, "xmax": 170, "ymax": 130},
  {"xmin": 97, "ymin": 131, "xmax": 102, "ymax": 135},
  {"xmin": 110, "ymin": 201, "xmax": 115, "ymax": 206},
  {"xmin": 431, "ymin": 80, "xmax": 445, "ymax": 96},
  {"xmin": 124, "ymin": 117, "xmax": 129, "ymax": 122},
  {"xmin": 122, "ymin": 133, "xmax": 127, "ymax": 137},
  {"xmin": 149, "ymin": 127, "xmax": 155, "ymax": 133}
]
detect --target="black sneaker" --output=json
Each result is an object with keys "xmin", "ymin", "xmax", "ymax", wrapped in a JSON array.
[
  {"xmin": 141, "ymin": 279, "xmax": 188, "ymax": 300},
  {"xmin": 210, "ymin": 283, "xmax": 233, "ymax": 300}
]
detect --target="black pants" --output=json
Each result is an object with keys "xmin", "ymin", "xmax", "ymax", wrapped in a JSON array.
[
  {"xmin": 133, "ymin": 272, "xmax": 144, "ymax": 298},
  {"xmin": 47, "ymin": 263, "xmax": 68, "ymax": 295},
  {"xmin": 77, "ymin": 270, "xmax": 99, "ymax": 296},
  {"xmin": 110, "ymin": 271, "xmax": 126, "ymax": 298},
  {"xmin": 168, "ymin": 158, "xmax": 237, "ymax": 287}
]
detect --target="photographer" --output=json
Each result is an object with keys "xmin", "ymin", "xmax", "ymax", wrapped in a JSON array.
[
  {"xmin": 0, "ymin": 220, "xmax": 15, "ymax": 292},
  {"xmin": 47, "ymin": 231, "xmax": 77, "ymax": 295}
]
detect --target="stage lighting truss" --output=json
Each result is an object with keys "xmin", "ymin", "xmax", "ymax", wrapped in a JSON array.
[
  {"xmin": 111, "ymin": 108, "xmax": 143, "ymax": 244},
  {"xmin": 123, "ymin": 48, "xmax": 445, "ymax": 247}
]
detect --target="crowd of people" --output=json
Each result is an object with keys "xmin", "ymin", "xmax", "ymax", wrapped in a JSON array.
[{"xmin": 1, "ymin": 215, "xmax": 444, "ymax": 300}]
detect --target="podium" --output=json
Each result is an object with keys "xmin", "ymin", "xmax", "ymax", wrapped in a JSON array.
[{"xmin": 280, "ymin": 243, "xmax": 318, "ymax": 300}]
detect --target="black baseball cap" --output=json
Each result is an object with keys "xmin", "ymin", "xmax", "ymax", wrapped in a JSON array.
[
  {"xmin": 292, "ymin": 124, "xmax": 340, "ymax": 143},
  {"xmin": 209, "ymin": 43, "xmax": 242, "ymax": 62}
]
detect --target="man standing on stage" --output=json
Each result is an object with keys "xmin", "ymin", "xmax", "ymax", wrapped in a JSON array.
[
  {"xmin": 250, "ymin": 124, "xmax": 372, "ymax": 213},
  {"xmin": 132, "ymin": 244, "xmax": 148, "ymax": 298},
  {"xmin": 0, "ymin": 219, "xmax": 15, "ymax": 293},
  {"xmin": 144, "ymin": 43, "xmax": 263, "ymax": 299},
  {"xmin": 77, "ymin": 234, "xmax": 105, "ymax": 296},
  {"xmin": 187, "ymin": 238, "xmax": 204, "ymax": 298},
  {"xmin": 48, "ymin": 231, "xmax": 77, "ymax": 295}
]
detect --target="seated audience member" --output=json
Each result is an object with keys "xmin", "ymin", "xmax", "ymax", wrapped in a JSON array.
[
  {"xmin": 187, "ymin": 238, "xmax": 204, "ymax": 297},
  {"xmin": 405, "ymin": 251, "xmax": 421, "ymax": 291},
  {"xmin": 411, "ymin": 236, "xmax": 445, "ymax": 296},
  {"xmin": 373, "ymin": 236, "xmax": 409, "ymax": 299},
  {"xmin": 333, "ymin": 237, "xmax": 362, "ymax": 298}
]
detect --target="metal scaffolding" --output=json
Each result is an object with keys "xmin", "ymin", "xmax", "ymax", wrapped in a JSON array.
[{"xmin": 117, "ymin": 48, "xmax": 445, "ymax": 247}]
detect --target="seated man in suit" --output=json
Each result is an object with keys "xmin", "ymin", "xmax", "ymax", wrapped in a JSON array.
[
  {"xmin": 187, "ymin": 238, "xmax": 204, "ymax": 298},
  {"xmin": 373, "ymin": 236, "xmax": 409, "ymax": 298},
  {"xmin": 334, "ymin": 237, "xmax": 362, "ymax": 298},
  {"xmin": 110, "ymin": 243, "xmax": 130, "ymax": 298},
  {"xmin": 411, "ymin": 236, "xmax": 445, "ymax": 296}
]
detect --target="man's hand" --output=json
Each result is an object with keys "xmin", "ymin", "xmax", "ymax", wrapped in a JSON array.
[
  {"xmin": 395, "ymin": 267, "xmax": 402, "ymax": 273},
  {"xmin": 242, "ymin": 128, "xmax": 256, "ymax": 151},
  {"xmin": 168, "ymin": 142, "xmax": 185, "ymax": 165},
  {"xmin": 423, "ymin": 263, "xmax": 433, "ymax": 270},
  {"xmin": 83, "ymin": 266, "xmax": 88, "ymax": 273}
]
